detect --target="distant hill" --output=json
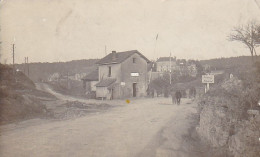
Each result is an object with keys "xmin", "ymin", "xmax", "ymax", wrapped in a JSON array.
[
  {"xmin": 200, "ymin": 56, "xmax": 260, "ymax": 70},
  {"xmin": 12, "ymin": 56, "xmax": 260, "ymax": 83},
  {"xmin": 15, "ymin": 59, "xmax": 99, "ymax": 82}
]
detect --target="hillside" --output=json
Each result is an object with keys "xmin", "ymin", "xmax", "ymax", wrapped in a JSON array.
[
  {"xmin": 0, "ymin": 64, "xmax": 56, "ymax": 125},
  {"xmin": 15, "ymin": 59, "xmax": 99, "ymax": 82},
  {"xmin": 200, "ymin": 56, "xmax": 260, "ymax": 70}
]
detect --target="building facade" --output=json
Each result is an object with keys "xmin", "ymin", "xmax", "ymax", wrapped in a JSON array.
[
  {"xmin": 156, "ymin": 57, "xmax": 177, "ymax": 72},
  {"xmin": 81, "ymin": 69, "xmax": 99, "ymax": 92},
  {"xmin": 95, "ymin": 50, "xmax": 150, "ymax": 99}
]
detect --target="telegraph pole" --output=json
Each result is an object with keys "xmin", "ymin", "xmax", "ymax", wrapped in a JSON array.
[
  {"xmin": 154, "ymin": 34, "xmax": 159, "ymax": 60},
  {"xmin": 170, "ymin": 52, "xmax": 172, "ymax": 85},
  {"xmin": 12, "ymin": 44, "xmax": 15, "ymax": 75}
]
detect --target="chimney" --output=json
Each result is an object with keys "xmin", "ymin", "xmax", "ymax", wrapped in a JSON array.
[{"xmin": 112, "ymin": 51, "xmax": 117, "ymax": 61}]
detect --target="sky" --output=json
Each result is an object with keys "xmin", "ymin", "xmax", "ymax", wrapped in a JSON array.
[{"xmin": 0, "ymin": 0, "xmax": 260, "ymax": 64}]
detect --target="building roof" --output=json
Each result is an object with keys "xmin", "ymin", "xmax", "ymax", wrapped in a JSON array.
[
  {"xmin": 81, "ymin": 69, "xmax": 98, "ymax": 81},
  {"xmin": 96, "ymin": 50, "xmax": 150, "ymax": 65},
  {"xmin": 95, "ymin": 78, "xmax": 116, "ymax": 87},
  {"xmin": 156, "ymin": 57, "xmax": 176, "ymax": 62}
]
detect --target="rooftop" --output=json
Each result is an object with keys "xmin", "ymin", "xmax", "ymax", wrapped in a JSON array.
[
  {"xmin": 156, "ymin": 57, "xmax": 176, "ymax": 62},
  {"xmin": 96, "ymin": 50, "xmax": 150, "ymax": 65},
  {"xmin": 81, "ymin": 69, "xmax": 98, "ymax": 81},
  {"xmin": 95, "ymin": 78, "xmax": 116, "ymax": 87}
]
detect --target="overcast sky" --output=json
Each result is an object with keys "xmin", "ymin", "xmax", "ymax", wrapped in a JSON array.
[{"xmin": 1, "ymin": 0, "xmax": 260, "ymax": 64}]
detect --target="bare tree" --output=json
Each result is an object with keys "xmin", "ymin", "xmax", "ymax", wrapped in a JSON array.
[{"xmin": 229, "ymin": 21, "xmax": 260, "ymax": 61}]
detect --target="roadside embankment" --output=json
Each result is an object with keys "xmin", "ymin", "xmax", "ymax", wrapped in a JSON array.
[
  {"xmin": 0, "ymin": 64, "xmax": 56, "ymax": 125},
  {"xmin": 197, "ymin": 77, "xmax": 260, "ymax": 157}
]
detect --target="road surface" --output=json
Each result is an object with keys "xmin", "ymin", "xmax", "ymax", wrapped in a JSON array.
[{"xmin": 0, "ymin": 84, "xmax": 199, "ymax": 157}]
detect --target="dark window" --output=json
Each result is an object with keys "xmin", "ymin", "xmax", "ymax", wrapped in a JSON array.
[
  {"xmin": 133, "ymin": 58, "xmax": 136, "ymax": 63},
  {"xmin": 108, "ymin": 66, "xmax": 111, "ymax": 77}
]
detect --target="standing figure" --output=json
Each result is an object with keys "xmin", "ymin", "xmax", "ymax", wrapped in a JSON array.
[
  {"xmin": 171, "ymin": 92, "xmax": 177, "ymax": 104},
  {"xmin": 175, "ymin": 90, "xmax": 182, "ymax": 105}
]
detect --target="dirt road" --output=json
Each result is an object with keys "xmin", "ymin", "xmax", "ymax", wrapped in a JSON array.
[{"xmin": 0, "ymin": 86, "xmax": 199, "ymax": 157}]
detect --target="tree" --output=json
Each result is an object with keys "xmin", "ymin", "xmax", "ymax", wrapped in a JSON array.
[{"xmin": 229, "ymin": 21, "xmax": 260, "ymax": 61}]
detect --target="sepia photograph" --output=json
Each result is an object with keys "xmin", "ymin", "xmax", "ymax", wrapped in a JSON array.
[{"xmin": 0, "ymin": 0, "xmax": 260, "ymax": 156}]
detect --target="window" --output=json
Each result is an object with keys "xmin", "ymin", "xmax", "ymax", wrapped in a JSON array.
[
  {"xmin": 133, "ymin": 58, "xmax": 136, "ymax": 63},
  {"xmin": 108, "ymin": 66, "xmax": 111, "ymax": 77}
]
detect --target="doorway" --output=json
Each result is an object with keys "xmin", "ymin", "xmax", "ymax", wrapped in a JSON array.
[{"xmin": 133, "ymin": 83, "xmax": 137, "ymax": 97}]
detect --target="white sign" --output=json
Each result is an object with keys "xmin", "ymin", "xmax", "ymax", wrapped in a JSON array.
[
  {"xmin": 131, "ymin": 73, "xmax": 139, "ymax": 77},
  {"xmin": 202, "ymin": 75, "xmax": 214, "ymax": 83},
  {"xmin": 120, "ymin": 82, "xmax": 125, "ymax": 86},
  {"xmin": 247, "ymin": 110, "xmax": 259, "ymax": 115}
]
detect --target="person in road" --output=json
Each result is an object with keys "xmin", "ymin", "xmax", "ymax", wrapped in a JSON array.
[
  {"xmin": 175, "ymin": 90, "xmax": 182, "ymax": 105},
  {"xmin": 171, "ymin": 91, "xmax": 177, "ymax": 104}
]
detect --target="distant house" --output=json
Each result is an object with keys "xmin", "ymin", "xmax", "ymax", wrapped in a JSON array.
[
  {"xmin": 48, "ymin": 73, "xmax": 60, "ymax": 81},
  {"xmin": 156, "ymin": 57, "xmax": 176, "ymax": 72},
  {"xmin": 95, "ymin": 50, "xmax": 150, "ymax": 99},
  {"xmin": 81, "ymin": 69, "xmax": 99, "ymax": 92}
]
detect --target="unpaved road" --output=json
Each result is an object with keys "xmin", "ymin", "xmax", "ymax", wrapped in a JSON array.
[{"xmin": 0, "ymin": 84, "xmax": 199, "ymax": 157}]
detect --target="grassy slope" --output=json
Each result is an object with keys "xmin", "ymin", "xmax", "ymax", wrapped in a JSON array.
[{"xmin": 0, "ymin": 64, "xmax": 56, "ymax": 125}]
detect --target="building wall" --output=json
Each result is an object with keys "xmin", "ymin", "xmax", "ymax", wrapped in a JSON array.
[
  {"xmin": 120, "ymin": 53, "xmax": 148, "ymax": 98},
  {"xmin": 83, "ymin": 81, "xmax": 98, "ymax": 92},
  {"xmin": 96, "ymin": 53, "xmax": 148, "ymax": 99},
  {"xmin": 96, "ymin": 87, "xmax": 109, "ymax": 98},
  {"xmin": 98, "ymin": 64, "xmax": 121, "ymax": 82}
]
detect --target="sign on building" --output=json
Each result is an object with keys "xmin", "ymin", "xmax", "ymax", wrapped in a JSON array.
[
  {"xmin": 131, "ymin": 72, "xmax": 139, "ymax": 77},
  {"xmin": 120, "ymin": 82, "xmax": 125, "ymax": 86},
  {"xmin": 202, "ymin": 75, "xmax": 214, "ymax": 84}
]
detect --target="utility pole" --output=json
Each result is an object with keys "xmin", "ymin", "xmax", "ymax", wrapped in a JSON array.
[
  {"xmin": 12, "ymin": 44, "xmax": 15, "ymax": 75},
  {"xmin": 170, "ymin": 52, "xmax": 172, "ymax": 85},
  {"xmin": 154, "ymin": 34, "xmax": 159, "ymax": 60}
]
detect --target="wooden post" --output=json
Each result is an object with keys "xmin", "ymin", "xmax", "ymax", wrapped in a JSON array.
[
  {"xmin": 170, "ymin": 52, "xmax": 172, "ymax": 85},
  {"xmin": 12, "ymin": 44, "xmax": 15, "ymax": 75}
]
